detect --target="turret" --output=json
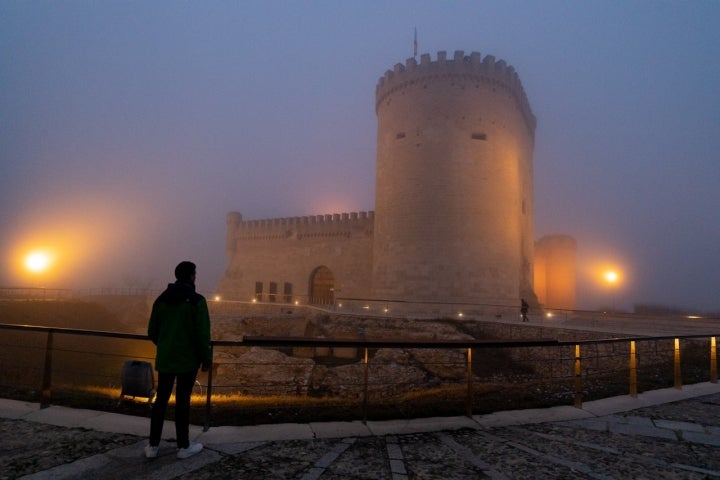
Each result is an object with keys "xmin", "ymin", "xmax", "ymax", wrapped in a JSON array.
[{"xmin": 372, "ymin": 51, "xmax": 537, "ymax": 307}]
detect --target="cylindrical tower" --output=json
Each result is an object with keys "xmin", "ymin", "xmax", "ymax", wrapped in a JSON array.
[
  {"xmin": 534, "ymin": 235, "xmax": 577, "ymax": 310},
  {"xmin": 371, "ymin": 50, "xmax": 537, "ymax": 307}
]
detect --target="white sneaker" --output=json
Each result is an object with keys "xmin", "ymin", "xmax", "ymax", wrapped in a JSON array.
[
  {"xmin": 144, "ymin": 444, "xmax": 159, "ymax": 459},
  {"xmin": 177, "ymin": 442, "xmax": 203, "ymax": 459}
]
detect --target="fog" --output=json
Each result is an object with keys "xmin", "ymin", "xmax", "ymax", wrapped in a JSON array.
[{"xmin": 1, "ymin": 1, "xmax": 718, "ymax": 312}]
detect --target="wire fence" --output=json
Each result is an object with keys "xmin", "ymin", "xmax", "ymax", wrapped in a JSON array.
[
  {"xmin": 0, "ymin": 322, "xmax": 718, "ymax": 430},
  {"xmin": 0, "ymin": 287, "xmax": 162, "ymax": 301}
]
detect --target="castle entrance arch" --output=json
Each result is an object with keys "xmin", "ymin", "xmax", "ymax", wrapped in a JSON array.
[{"xmin": 309, "ymin": 266, "xmax": 334, "ymax": 305}]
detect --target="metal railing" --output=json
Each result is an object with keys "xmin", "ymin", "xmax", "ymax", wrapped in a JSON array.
[
  {"xmin": 0, "ymin": 287, "xmax": 74, "ymax": 301},
  {"xmin": 0, "ymin": 323, "xmax": 718, "ymax": 431},
  {"xmin": 0, "ymin": 287, "xmax": 161, "ymax": 301}
]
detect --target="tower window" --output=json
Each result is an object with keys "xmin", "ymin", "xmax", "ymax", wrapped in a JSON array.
[
  {"xmin": 269, "ymin": 282, "xmax": 277, "ymax": 302},
  {"xmin": 472, "ymin": 132, "xmax": 487, "ymax": 141},
  {"xmin": 283, "ymin": 282, "xmax": 293, "ymax": 303},
  {"xmin": 254, "ymin": 282, "xmax": 263, "ymax": 301},
  {"xmin": 396, "ymin": 132, "xmax": 406, "ymax": 139}
]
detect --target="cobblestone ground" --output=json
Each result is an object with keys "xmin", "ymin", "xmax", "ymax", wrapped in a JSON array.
[
  {"xmin": 0, "ymin": 419, "xmax": 139, "ymax": 479},
  {"xmin": 177, "ymin": 426, "xmax": 719, "ymax": 480},
  {"xmin": 3, "ymin": 393, "xmax": 720, "ymax": 479}
]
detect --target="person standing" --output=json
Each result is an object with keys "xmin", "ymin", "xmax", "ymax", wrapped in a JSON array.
[
  {"xmin": 145, "ymin": 261, "xmax": 211, "ymax": 459},
  {"xmin": 521, "ymin": 298, "xmax": 529, "ymax": 322}
]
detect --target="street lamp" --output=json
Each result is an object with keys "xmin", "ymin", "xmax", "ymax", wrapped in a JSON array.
[
  {"xmin": 23, "ymin": 250, "xmax": 53, "ymax": 293},
  {"xmin": 25, "ymin": 251, "xmax": 51, "ymax": 273},
  {"xmin": 604, "ymin": 270, "xmax": 618, "ymax": 285},
  {"xmin": 603, "ymin": 269, "xmax": 621, "ymax": 311}
]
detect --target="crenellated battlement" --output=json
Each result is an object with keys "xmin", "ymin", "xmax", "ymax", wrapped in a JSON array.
[
  {"xmin": 226, "ymin": 211, "xmax": 375, "ymax": 241},
  {"xmin": 375, "ymin": 50, "xmax": 535, "ymax": 134}
]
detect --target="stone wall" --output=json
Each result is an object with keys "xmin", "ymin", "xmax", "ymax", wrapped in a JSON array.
[{"xmin": 217, "ymin": 211, "xmax": 373, "ymax": 302}]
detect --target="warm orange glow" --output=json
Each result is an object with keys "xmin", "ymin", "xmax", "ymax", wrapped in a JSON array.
[
  {"xmin": 5, "ymin": 192, "xmax": 157, "ymax": 289},
  {"xmin": 604, "ymin": 270, "xmax": 619, "ymax": 284},
  {"xmin": 11, "ymin": 239, "xmax": 73, "ymax": 286},
  {"xmin": 25, "ymin": 251, "xmax": 52, "ymax": 273},
  {"xmin": 587, "ymin": 262, "xmax": 624, "ymax": 289}
]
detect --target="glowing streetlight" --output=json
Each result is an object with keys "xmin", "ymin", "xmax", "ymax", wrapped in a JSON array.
[
  {"xmin": 602, "ymin": 268, "xmax": 622, "ymax": 311},
  {"xmin": 604, "ymin": 270, "xmax": 618, "ymax": 284},
  {"xmin": 22, "ymin": 250, "xmax": 53, "ymax": 289},
  {"xmin": 25, "ymin": 251, "xmax": 51, "ymax": 273}
]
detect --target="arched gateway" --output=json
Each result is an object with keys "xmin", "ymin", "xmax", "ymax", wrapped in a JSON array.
[{"xmin": 309, "ymin": 266, "xmax": 334, "ymax": 305}]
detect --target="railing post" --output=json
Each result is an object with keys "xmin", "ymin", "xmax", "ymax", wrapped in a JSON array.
[
  {"xmin": 362, "ymin": 347, "xmax": 369, "ymax": 424},
  {"xmin": 711, "ymin": 337, "xmax": 718, "ymax": 384},
  {"xmin": 466, "ymin": 347, "xmax": 473, "ymax": 417},
  {"xmin": 674, "ymin": 338, "xmax": 682, "ymax": 390},
  {"xmin": 573, "ymin": 344, "xmax": 582, "ymax": 408},
  {"xmin": 41, "ymin": 330, "xmax": 54, "ymax": 408},
  {"xmin": 629, "ymin": 340, "xmax": 637, "ymax": 398},
  {"xmin": 203, "ymin": 345, "xmax": 214, "ymax": 432}
]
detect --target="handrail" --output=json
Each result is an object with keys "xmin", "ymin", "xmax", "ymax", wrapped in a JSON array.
[
  {"xmin": 0, "ymin": 323, "xmax": 146, "ymax": 341},
  {"xmin": 2, "ymin": 323, "xmax": 717, "ymax": 348},
  {"xmin": 226, "ymin": 336, "xmax": 561, "ymax": 349},
  {"xmin": 0, "ymin": 323, "xmax": 560, "ymax": 348}
]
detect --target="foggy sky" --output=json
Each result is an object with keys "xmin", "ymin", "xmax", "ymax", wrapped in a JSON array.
[{"xmin": 1, "ymin": 1, "xmax": 719, "ymax": 312}]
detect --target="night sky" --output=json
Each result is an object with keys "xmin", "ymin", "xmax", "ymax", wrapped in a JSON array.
[{"xmin": 1, "ymin": 1, "xmax": 718, "ymax": 312}]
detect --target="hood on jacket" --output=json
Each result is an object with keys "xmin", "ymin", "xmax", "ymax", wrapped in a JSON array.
[{"xmin": 156, "ymin": 281, "xmax": 202, "ymax": 306}]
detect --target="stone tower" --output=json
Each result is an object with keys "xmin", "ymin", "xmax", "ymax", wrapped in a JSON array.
[
  {"xmin": 371, "ymin": 51, "xmax": 537, "ymax": 307},
  {"xmin": 534, "ymin": 235, "xmax": 577, "ymax": 310}
]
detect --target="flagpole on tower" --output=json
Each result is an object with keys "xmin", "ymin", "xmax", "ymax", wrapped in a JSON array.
[{"xmin": 413, "ymin": 27, "xmax": 418, "ymax": 57}]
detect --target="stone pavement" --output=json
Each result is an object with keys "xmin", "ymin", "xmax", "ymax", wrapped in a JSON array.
[{"xmin": 2, "ymin": 382, "xmax": 720, "ymax": 479}]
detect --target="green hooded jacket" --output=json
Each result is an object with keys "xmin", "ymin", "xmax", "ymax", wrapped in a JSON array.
[{"xmin": 147, "ymin": 281, "xmax": 211, "ymax": 373}]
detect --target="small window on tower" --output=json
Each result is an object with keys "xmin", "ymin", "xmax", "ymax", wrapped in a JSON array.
[
  {"xmin": 472, "ymin": 132, "xmax": 487, "ymax": 141},
  {"xmin": 283, "ymin": 282, "xmax": 293, "ymax": 303},
  {"xmin": 269, "ymin": 282, "xmax": 277, "ymax": 302},
  {"xmin": 396, "ymin": 132, "xmax": 406, "ymax": 139}
]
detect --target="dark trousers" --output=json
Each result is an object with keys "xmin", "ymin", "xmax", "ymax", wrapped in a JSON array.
[{"xmin": 149, "ymin": 370, "xmax": 197, "ymax": 448}]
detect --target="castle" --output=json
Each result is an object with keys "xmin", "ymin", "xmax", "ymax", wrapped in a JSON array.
[{"xmin": 217, "ymin": 51, "xmax": 576, "ymax": 315}]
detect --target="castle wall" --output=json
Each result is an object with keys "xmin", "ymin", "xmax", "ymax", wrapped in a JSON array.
[
  {"xmin": 217, "ymin": 50, "xmax": 570, "ymax": 313},
  {"xmin": 217, "ymin": 211, "xmax": 374, "ymax": 302},
  {"xmin": 372, "ymin": 51, "xmax": 537, "ymax": 305}
]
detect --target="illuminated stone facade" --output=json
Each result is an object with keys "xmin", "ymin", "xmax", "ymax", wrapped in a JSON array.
[
  {"xmin": 219, "ymin": 211, "xmax": 374, "ymax": 304},
  {"xmin": 372, "ymin": 51, "xmax": 536, "ymax": 306},
  {"xmin": 218, "ymin": 51, "xmax": 575, "ymax": 312}
]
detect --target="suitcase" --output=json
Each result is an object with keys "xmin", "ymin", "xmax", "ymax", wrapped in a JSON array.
[{"xmin": 120, "ymin": 360, "xmax": 155, "ymax": 403}]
